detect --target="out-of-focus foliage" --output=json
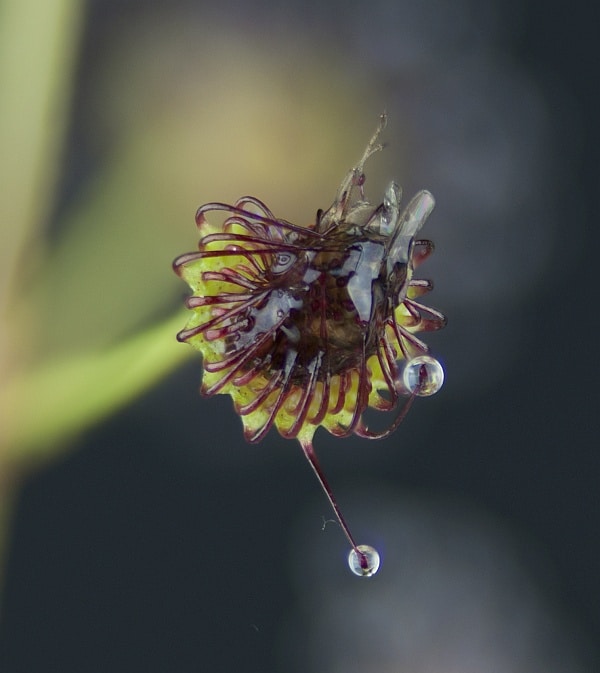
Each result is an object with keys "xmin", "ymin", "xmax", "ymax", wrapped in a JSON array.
[
  {"xmin": 0, "ymin": 1, "xmax": 191, "ymax": 578},
  {"xmin": 0, "ymin": 1, "xmax": 190, "ymax": 465}
]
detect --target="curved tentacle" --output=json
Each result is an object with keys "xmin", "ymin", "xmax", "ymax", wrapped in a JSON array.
[
  {"xmin": 236, "ymin": 370, "xmax": 285, "ymax": 416},
  {"xmin": 196, "ymin": 202, "xmax": 327, "ymax": 240},
  {"xmin": 411, "ymin": 239, "xmax": 434, "ymax": 268},
  {"xmin": 282, "ymin": 353, "xmax": 323, "ymax": 439},
  {"xmin": 390, "ymin": 313, "xmax": 430, "ymax": 359},
  {"xmin": 185, "ymin": 294, "xmax": 266, "ymax": 338},
  {"xmin": 333, "ymin": 334, "xmax": 371, "ymax": 437},
  {"xmin": 244, "ymin": 351, "xmax": 298, "ymax": 443},
  {"xmin": 403, "ymin": 299, "xmax": 448, "ymax": 331},
  {"xmin": 369, "ymin": 335, "xmax": 400, "ymax": 412},
  {"xmin": 354, "ymin": 389, "xmax": 419, "ymax": 440},
  {"xmin": 234, "ymin": 195, "xmax": 277, "ymax": 220},
  {"xmin": 308, "ymin": 371, "xmax": 331, "ymax": 427},
  {"xmin": 201, "ymin": 327, "xmax": 282, "ymax": 395}
]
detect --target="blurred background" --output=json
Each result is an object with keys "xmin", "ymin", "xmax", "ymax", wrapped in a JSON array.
[{"xmin": 0, "ymin": 0, "xmax": 598, "ymax": 671}]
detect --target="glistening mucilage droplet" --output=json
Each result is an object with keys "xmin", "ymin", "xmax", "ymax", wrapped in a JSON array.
[
  {"xmin": 402, "ymin": 355, "xmax": 445, "ymax": 397},
  {"xmin": 348, "ymin": 545, "xmax": 381, "ymax": 577}
]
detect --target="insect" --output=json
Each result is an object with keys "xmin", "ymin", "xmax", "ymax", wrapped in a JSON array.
[{"xmin": 173, "ymin": 114, "xmax": 445, "ymax": 575}]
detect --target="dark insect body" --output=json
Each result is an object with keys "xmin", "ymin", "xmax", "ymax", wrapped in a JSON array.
[{"xmin": 174, "ymin": 115, "xmax": 445, "ymax": 575}]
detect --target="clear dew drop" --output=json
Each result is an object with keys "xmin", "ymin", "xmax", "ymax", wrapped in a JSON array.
[
  {"xmin": 402, "ymin": 355, "xmax": 444, "ymax": 397},
  {"xmin": 348, "ymin": 544, "xmax": 381, "ymax": 577}
]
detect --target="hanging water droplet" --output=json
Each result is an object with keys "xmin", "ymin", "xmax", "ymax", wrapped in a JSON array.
[
  {"xmin": 402, "ymin": 355, "xmax": 444, "ymax": 397},
  {"xmin": 348, "ymin": 544, "xmax": 381, "ymax": 577}
]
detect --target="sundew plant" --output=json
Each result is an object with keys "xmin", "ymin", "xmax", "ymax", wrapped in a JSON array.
[{"xmin": 174, "ymin": 115, "xmax": 445, "ymax": 576}]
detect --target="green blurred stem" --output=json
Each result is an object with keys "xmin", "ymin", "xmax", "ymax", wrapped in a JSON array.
[
  {"xmin": 0, "ymin": 0, "xmax": 85, "ymax": 606},
  {"xmin": 0, "ymin": 312, "xmax": 192, "ymax": 598},
  {"xmin": 0, "ymin": 309, "xmax": 194, "ymax": 603},
  {"xmin": 2, "ymin": 312, "xmax": 193, "ymax": 462},
  {"xmin": 0, "ymin": 0, "xmax": 84, "ymax": 313}
]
